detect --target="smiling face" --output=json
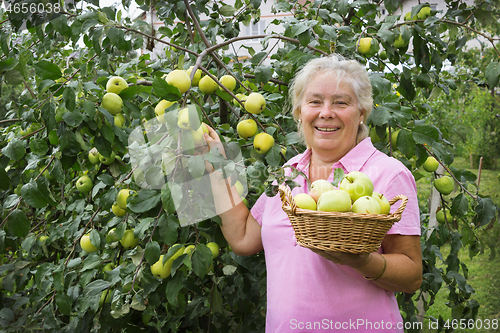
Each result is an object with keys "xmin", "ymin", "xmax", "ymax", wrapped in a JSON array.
[{"xmin": 299, "ymin": 73, "xmax": 364, "ymax": 161}]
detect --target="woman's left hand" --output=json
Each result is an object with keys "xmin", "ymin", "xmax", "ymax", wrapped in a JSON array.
[{"xmin": 310, "ymin": 248, "xmax": 372, "ymax": 269}]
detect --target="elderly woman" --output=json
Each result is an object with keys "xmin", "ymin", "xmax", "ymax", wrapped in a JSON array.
[{"xmin": 203, "ymin": 54, "xmax": 422, "ymax": 332}]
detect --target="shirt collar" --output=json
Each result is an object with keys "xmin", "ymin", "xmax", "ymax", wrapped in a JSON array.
[{"xmin": 287, "ymin": 137, "xmax": 376, "ymax": 175}]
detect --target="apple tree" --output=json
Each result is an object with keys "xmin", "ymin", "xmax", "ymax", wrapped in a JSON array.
[{"xmin": 0, "ymin": 0, "xmax": 499, "ymax": 331}]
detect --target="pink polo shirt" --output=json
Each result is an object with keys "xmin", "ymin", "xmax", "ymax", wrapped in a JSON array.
[{"xmin": 251, "ymin": 138, "xmax": 420, "ymax": 332}]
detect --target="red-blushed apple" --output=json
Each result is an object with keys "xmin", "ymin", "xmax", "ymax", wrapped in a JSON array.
[
  {"xmin": 310, "ymin": 179, "xmax": 335, "ymax": 202},
  {"xmin": 293, "ymin": 193, "xmax": 317, "ymax": 210}
]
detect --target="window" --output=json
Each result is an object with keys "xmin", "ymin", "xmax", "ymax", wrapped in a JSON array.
[{"xmin": 246, "ymin": 19, "xmax": 266, "ymax": 38}]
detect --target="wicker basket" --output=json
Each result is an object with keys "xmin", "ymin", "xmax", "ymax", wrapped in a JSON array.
[{"xmin": 278, "ymin": 185, "xmax": 408, "ymax": 254}]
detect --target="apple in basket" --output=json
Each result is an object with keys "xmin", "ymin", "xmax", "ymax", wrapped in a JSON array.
[
  {"xmin": 352, "ymin": 196, "xmax": 381, "ymax": 214},
  {"xmin": 293, "ymin": 193, "xmax": 317, "ymax": 210},
  {"xmin": 317, "ymin": 189, "xmax": 352, "ymax": 212},
  {"xmin": 309, "ymin": 179, "xmax": 335, "ymax": 202}
]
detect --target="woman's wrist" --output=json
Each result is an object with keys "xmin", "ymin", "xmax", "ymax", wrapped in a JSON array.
[{"xmin": 362, "ymin": 253, "xmax": 386, "ymax": 281}]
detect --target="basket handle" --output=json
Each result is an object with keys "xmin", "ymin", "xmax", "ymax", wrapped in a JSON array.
[
  {"xmin": 388, "ymin": 194, "xmax": 408, "ymax": 219},
  {"xmin": 279, "ymin": 185, "xmax": 299, "ymax": 215}
]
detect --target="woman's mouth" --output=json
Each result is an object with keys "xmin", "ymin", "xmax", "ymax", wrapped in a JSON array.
[{"xmin": 315, "ymin": 126, "xmax": 339, "ymax": 132}]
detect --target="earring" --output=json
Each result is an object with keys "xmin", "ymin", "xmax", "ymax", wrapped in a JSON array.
[
  {"xmin": 298, "ymin": 119, "xmax": 302, "ymax": 124},
  {"xmin": 360, "ymin": 121, "xmax": 364, "ymax": 125}
]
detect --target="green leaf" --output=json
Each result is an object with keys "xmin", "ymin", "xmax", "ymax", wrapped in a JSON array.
[
  {"xmin": 265, "ymin": 145, "xmax": 282, "ymax": 166},
  {"xmin": 192, "ymin": 244, "xmax": 213, "ymax": 278},
  {"xmin": 152, "ymin": 76, "xmax": 182, "ymax": 101},
  {"xmin": 411, "ymin": 125, "xmax": 440, "ymax": 145},
  {"xmin": 219, "ymin": 5, "xmax": 236, "ymax": 16},
  {"xmin": 0, "ymin": 167, "xmax": 10, "ymax": 190},
  {"xmin": 254, "ymin": 65, "xmax": 272, "ymax": 87},
  {"xmin": 21, "ymin": 179, "xmax": 49, "ymax": 208},
  {"xmin": 83, "ymin": 279, "xmax": 111, "ymax": 297},
  {"xmin": 128, "ymin": 189, "xmax": 161, "ymax": 213},
  {"xmin": 0, "ymin": 58, "xmax": 18, "ymax": 72},
  {"xmin": 210, "ymin": 285, "xmax": 223, "ymax": 313},
  {"xmin": 145, "ymin": 241, "xmax": 161, "ymax": 265},
  {"xmin": 450, "ymin": 193, "xmax": 468, "ymax": 217},
  {"xmin": 4, "ymin": 69, "xmax": 24, "ymax": 85},
  {"xmin": 56, "ymin": 293, "xmax": 72, "ymax": 316},
  {"xmin": 59, "ymin": 131, "xmax": 82, "ymax": 156},
  {"xmin": 165, "ymin": 272, "xmax": 184, "ymax": 306},
  {"xmin": 474, "ymin": 197, "xmax": 496, "ymax": 227},
  {"xmin": 159, "ymin": 215, "xmax": 179, "ymax": 246},
  {"xmin": 369, "ymin": 107, "xmax": 391, "ymax": 126},
  {"xmin": 384, "ymin": 0, "xmax": 400, "ymax": 13},
  {"xmin": 62, "ymin": 110, "xmax": 85, "ymax": 127},
  {"xmin": 41, "ymin": 102, "xmax": 57, "ymax": 134},
  {"xmin": 188, "ymin": 156, "xmax": 205, "ymax": 179},
  {"xmin": 34, "ymin": 60, "xmax": 62, "ymax": 80},
  {"xmin": 485, "ymin": 62, "xmax": 500, "ymax": 88},
  {"xmin": 7, "ymin": 209, "xmax": 30, "ymax": 238},
  {"xmin": 29, "ymin": 138, "xmax": 49, "ymax": 156},
  {"xmin": 3, "ymin": 138, "xmax": 26, "ymax": 161},
  {"xmin": 63, "ymin": 87, "xmax": 76, "ymax": 112}
]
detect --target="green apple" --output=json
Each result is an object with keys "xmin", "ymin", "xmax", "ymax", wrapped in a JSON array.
[
  {"xmin": 371, "ymin": 192, "xmax": 391, "ymax": 214},
  {"xmin": 88, "ymin": 148, "xmax": 100, "ymax": 164},
  {"xmin": 103, "ymin": 262, "xmax": 115, "ymax": 273},
  {"xmin": 114, "ymin": 113, "xmax": 125, "ymax": 127},
  {"xmin": 170, "ymin": 244, "xmax": 186, "ymax": 261},
  {"xmin": 80, "ymin": 233, "xmax": 98, "ymax": 253},
  {"xmin": 191, "ymin": 125, "xmax": 206, "ymax": 145},
  {"xmin": 76, "ymin": 175, "xmax": 93, "ymax": 193},
  {"xmin": 233, "ymin": 93, "xmax": 247, "ymax": 106},
  {"xmin": 155, "ymin": 100, "xmax": 177, "ymax": 123},
  {"xmin": 293, "ymin": 193, "xmax": 317, "ymax": 210},
  {"xmin": 317, "ymin": 189, "xmax": 352, "ymax": 212},
  {"xmin": 198, "ymin": 75, "xmax": 218, "ymax": 94},
  {"xmin": 183, "ymin": 244, "xmax": 195, "ymax": 254},
  {"xmin": 253, "ymin": 132, "xmax": 274, "ymax": 155},
  {"xmin": 310, "ymin": 179, "xmax": 335, "ymax": 202},
  {"xmin": 99, "ymin": 152, "xmax": 116, "ymax": 165},
  {"xmin": 166, "ymin": 69, "xmax": 191, "ymax": 94},
  {"xmin": 112, "ymin": 203, "xmax": 126, "ymax": 217},
  {"xmin": 106, "ymin": 228, "xmax": 119, "ymax": 243},
  {"xmin": 99, "ymin": 290, "xmax": 112, "ymax": 306},
  {"xmin": 120, "ymin": 229, "xmax": 139, "ymax": 249},
  {"xmin": 357, "ymin": 37, "xmax": 372, "ymax": 55},
  {"xmin": 206, "ymin": 242, "xmax": 220, "ymax": 259},
  {"xmin": 391, "ymin": 129, "xmax": 400, "ymax": 149},
  {"xmin": 48, "ymin": 130, "xmax": 59, "ymax": 145},
  {"xmin": 117, "ymin": 189, "xmax": 134, "ymax": 210},
  {"xmin": 369, "ymin": 127, "xmax": 387, "ymax": 143},
  {"xmin": 14, "ymin": 183, "xmax": 22, "ymax": 195},
  {"xmin": 101, "ymin": 92, "xmax": 123, "ymax": 115},
  {"xmin": 220, "ymin": 75, "xmax": 236, "ymax": 91},
  {"xmin": 177, "ymin": 108, "xmax": 191, "ymax": 130},
  {"xmin": 339, "ymin": 171, "xmax": 374, "ymax": 203},
  {"xmin": 245, "ymin": 92, "xmax": 266, "ymax": 114},
  {"xmin": 436, "ymin": 209, "xmax": 452, "ymax": 224},
  {"xmin": 237, "ymin": 119, "xmax": 258, "ymax": 138},
  {"xmin": 151, "ymin": 255, "xmax": 173, "ymax": 279},
  {"xmin": 234, "ymin": 180, "xmax": 245, "ymax": 197},
  {"xmin": 417, "ymin": 6, "xmax": 431, "ymax": 20},
  {"xmin": 106, "ymin": 76, "xmax": 128, "ymax": 94},
  {"xmin": 38, "ymin": 235, "xmax": 49, "ymax": 246},
  {"xmin": 187, "ymin": 66, "xmax": 202, "ymax": 86},
  {"xmin": 423, "ymin": 156, "xmax": 439, "ymax": 172},
  {"xmin": 379, "ymin": 50, "xmax": 388, "ymax": 60},
  {"xmin": 352, "ymin": 196, "xmax": 382, "ymax": 214},
  {"xmin": 393, "ymin": 35, "xmax": 407, "ymax": 49},
  {"xmin": 434, "ymin": 176, "xmax": 454, "ymax": 195},
  {"xmin": 404, "ymin": 12, "xmax": 417, "ymax": 21}
]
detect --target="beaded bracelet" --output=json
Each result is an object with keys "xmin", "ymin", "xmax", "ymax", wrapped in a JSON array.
[{"xmin": 364, "ymin": 253, "xmax": 386, "ymax": 281}]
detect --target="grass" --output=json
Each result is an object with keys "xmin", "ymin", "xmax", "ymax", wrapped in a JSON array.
[{"xmin": 415, "ymin": 156, "xmax": 500, "ymax": 332}]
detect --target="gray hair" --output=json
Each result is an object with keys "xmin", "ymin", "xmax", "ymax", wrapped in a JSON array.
[{"xmin": 289, "ymin": 54, "xmax": 373, "ymax": 145}]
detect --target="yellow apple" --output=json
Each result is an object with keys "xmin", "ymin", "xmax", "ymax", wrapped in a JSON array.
[
  {"xmin": 88, "ymin": 147, "xmax": 100, "ymax": 164},
  {"xmin": 187, "ymin": 66, "xmax": 202, "ymax": 86},
  {"xmin": 352, "ymin": 196, "xmax": 382, "ymax": 214},
  {"xmin": 236, "ymin": 119, "xmax": 258, "ymax": 138},
  {"xmin": 177, "ymin": 108, "xmax": 191, "ymax": 130},
  {"xmin": 99, "ymin": 290, "xmax": 112, "ymax": 306},
  {"xmin": 234, "ymin": 180, "xmax": 245, "ymax": 197},
  {"xmin": 253, "ymin": 132, "xmax": 274, "ymax": 155},
  {"xmin": 112, "ymin": 203, "xmax": 126, "ymax": 217},
  {"xmin": 76, "ymin": 175, "xmax": 93, "ymax": 193},
  {"xmin": 199, "ymin": 75, "xmax": 218, "ymax": 94},
  {"xmin": 317, "ymin": 190, "xmax": 352, "ymax": 212},
  {"xmin": 219, "ymin": 75, "xmax": 236, "ymax": 91},
  {"xmin": 357, "ymin": 37, "xmax": 372, "ymax": 55},
  {"xmin": 393, "ymin": 35, "xmax": 407, "ymax": 49},
  {"xmin": 371, "ymin": 192, "xmax": 391, "ymax": 214},
  {"xmin": 417, "ymin": 6, "xmax": 431, "ymax": 20},
  {"xmin": 191, "ymin": 125, "xmax": 206, "ymax": 145},
  {"xmin": 166, "ymin": 69, "xmax": 191, "ymax": 94},
  {"xmin": 294, "ymin": 193, "xmax": 317, "ymax": 210},
  {"xmin": 114, "ymin": 113, "xmax": 125, "ymax": 127},
  {"xmin": 233, "ymin": 93, "xmax": 247, "ymax": 106},
  {"xmin": 101, "ymin": 92, "xmax": 123, "ymax": 115},
  {"xmin": 245, "ymin": 92, "xmax": 266, "ymax": 114},
  {"xmin": 151, "ymin": 255, "xmax": 173, "ymax": 279},
  {"xmin": 183, "ymin": 244, "xmax": 195, "ymax": 254},
  {"xmin": 155, "ymin": 100, "xmax": 178, "ymax": 122},
  {"xmin": 80, "ymin": 233, "xmax": 98, "ymax": 253},
  {"xmin": 206, "ymin": 242, "xmax": 220, "ymax": 259},
  {"xmin": 106, "ymin": 76, "xmax": 128, "ymax": 94},
  {"xmin": 120, "ymin": 229, "xmax": 139, "ymax": 249},
  {"xmin": 339, "ymin": 171, "xmax": 374, "ymax": 203},
  {"xmin": 117, "ymin": 189, "xmax": 133, "ymax": 210}
]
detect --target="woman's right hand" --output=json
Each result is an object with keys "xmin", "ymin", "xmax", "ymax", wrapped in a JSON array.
[{"xmin": 201, "ymin": 124, "xmax": 226, "ymax": 173}]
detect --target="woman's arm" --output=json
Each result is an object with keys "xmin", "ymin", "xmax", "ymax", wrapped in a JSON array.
[
  {"xmin": 203, "ymin": 127, "xmax": 263, "ymax": 256},
  {"xmin": 312, "ymin": 234, "xmax": 422, "ymax": 293}
]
